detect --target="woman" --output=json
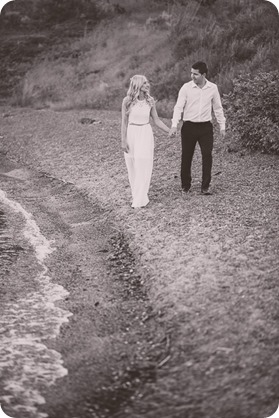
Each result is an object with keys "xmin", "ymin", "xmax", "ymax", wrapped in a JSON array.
[{"xmin": 121, "ymin": 75, "xmax": 170, "ymax": 208}]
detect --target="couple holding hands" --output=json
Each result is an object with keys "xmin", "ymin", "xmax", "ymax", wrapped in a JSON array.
[{"xmin": 121, "ymin": 61, "xmax": 226, "ymax": 209}]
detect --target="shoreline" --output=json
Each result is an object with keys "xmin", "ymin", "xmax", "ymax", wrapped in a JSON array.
[{"xmin": 0, "ymin": 152, "xmax": 167, "ymax": 418}]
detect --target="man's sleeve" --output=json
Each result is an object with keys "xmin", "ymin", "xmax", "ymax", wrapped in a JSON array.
[
  {"xmin": 171, "ymin": 85, "xmax": 187, "ymax": 128},
  {"xmin": 212, "ymin": 86, "xmax": 226, "ymax": 131}
]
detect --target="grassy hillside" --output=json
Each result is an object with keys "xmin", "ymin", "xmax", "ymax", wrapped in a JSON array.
[
  {"xmin": 0, "ymin": 0, "xmax": 279, "ymax": 121},
  {"xmin": 17, "ymin": 14, "xmax": 172, "ymax": 111},
  {"xmin": 0, "ymin": 0, "xmax": 172, "ymax": 109}
]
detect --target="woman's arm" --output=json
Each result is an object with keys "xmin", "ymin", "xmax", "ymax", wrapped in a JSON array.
[
  {"xmin": 150, "ymin": 103, "xmax": 170, "ymax": 134},
  {"xmin": 121, "ymin": 98, "xmax": 129, "ymax": 153}
]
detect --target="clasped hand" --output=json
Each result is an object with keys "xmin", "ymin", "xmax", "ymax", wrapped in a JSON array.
[
  {"xmin": 169, "ymin": 127, "xmax": 177, "ymax": 138},
  {"xmin": 121, "ymin": 142, "xmax": 129, "ymax": 153}
]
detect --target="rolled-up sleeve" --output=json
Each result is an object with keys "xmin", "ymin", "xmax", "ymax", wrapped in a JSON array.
[
  {"xmin": 171, "ymin": 85, "xmax": 187, "ymax": 128},
  {"xmin": 212, "ymin": 86, "xmax": 226, "ymax": 131}
]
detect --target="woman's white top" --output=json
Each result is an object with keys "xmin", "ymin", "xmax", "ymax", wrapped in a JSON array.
[{"xmin": 128, "ymin": 99, "xmax": 151, "ymax": 125}]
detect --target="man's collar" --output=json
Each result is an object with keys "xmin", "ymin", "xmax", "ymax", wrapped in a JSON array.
[{"xmin": 191, "ymin": 79, "xmax": 212, "ymax": 89}]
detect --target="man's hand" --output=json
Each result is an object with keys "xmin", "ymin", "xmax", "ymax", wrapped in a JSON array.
[
  {"xmin": 220, "ymin": 129, "xmax": 226, "ymax": 139},
  {"xmin": 121, "ymin": 141, "xmax": 129, "ymax": 154},
  {"xmin": 169, "ymin": 127, "xmax": 177, "ymax": 138}
]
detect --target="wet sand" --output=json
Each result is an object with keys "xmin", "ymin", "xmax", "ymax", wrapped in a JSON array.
[{"xmin": 0, "ymin": 154, "xmax": 166, "ymax": 418}]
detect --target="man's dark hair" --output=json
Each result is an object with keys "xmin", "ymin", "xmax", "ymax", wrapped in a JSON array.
[{"xmin": 192, "ymin": 61, "xmax": 208, "ymax": 75}]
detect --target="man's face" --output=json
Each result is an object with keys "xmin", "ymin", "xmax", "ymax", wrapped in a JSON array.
[{"xmin": 191, "ymin": 68, "xmax": 205, "ymax": 85}]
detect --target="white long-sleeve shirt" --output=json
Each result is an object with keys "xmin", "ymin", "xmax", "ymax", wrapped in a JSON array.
[{"xmin": 171, "ymin": 80, "xmax": 226, "ymax": 130}]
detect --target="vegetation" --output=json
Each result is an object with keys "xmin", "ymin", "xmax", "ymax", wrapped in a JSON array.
[
  {"xmin": 0, "ymin": 0, "xmax": 278, "ymax": 153},
  {"xmin": 151, "ymin": 0, "xmax": 279, "ymax": 108},
  {"xmin": 223, "ymin": 71, "xmax": 279, "ymax": 155}
]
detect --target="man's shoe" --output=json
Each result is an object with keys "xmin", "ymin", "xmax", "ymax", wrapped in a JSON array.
[
  {"xmin": 201, "ymin": 187, "xmax": 213, "ymax": 195},
  {"xmin": 181, "ymin": 187, "xmax": 191, "ymax": 195}
]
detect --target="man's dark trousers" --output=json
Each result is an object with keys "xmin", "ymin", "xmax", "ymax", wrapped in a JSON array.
[{"xmin": 181, "ymin": 121, "xmax": 213, "ymax": 191}]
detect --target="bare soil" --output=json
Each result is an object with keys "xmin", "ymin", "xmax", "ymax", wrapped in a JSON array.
[{"xmin": 0, "ymin": 106, "xmax": 278, "ymax": 418}]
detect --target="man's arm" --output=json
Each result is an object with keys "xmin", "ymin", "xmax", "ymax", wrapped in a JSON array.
[
  {"xmin": 212, "ymin": 86, "xmax": 226, "ymax": 138},
  {"xmin": 169, "ymin": 84, "xmax": 187, "ymax": 137}
]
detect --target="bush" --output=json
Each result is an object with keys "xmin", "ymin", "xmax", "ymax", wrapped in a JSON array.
[
  {"xmin": 223, "ymin": 71, "xmax": 279, "ymax": 154},
  {"xmin": 32, "ymin": 0, "xmax": 103, "ymax": 25}
]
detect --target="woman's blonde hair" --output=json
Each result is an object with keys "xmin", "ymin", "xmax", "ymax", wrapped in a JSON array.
[{"xmin": 124, "ymin": 74, "xmax": 154, "ymax": 114}]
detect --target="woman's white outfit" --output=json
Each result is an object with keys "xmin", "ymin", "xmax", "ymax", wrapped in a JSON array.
[{"xmin": 125, "ymin": 99, "xmax": 154, "ymax": 208}]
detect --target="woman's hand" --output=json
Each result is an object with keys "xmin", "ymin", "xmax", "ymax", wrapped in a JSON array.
[
  {"xmin": 121, "ymin": 141, "xmax": 129, "ymax": 153},
  {"xmin": 169, "ymin": 127, "xmax": 177, "ymax": 137}
]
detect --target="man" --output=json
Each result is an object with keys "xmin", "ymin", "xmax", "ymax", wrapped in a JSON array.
[{"xmin": 169, "ymin": 61, "xmax": 226, "ymax": 195}]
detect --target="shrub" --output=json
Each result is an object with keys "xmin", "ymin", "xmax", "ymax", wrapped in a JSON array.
[
  {"xmin": 145, "ymin": 11, "xmax": 172, "ymax": 30},
  {"xmin": 32, "ymin": 0, "xmax": 104, "ymax": 25},
  {"xmin": 223, "ymin": 71, "xmax": 279, "ymax": 154}
]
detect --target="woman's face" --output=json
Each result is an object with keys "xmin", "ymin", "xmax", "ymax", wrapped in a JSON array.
[{"xmin": 140, "ymin": 80, "xmax": 150, "ymax": 93}]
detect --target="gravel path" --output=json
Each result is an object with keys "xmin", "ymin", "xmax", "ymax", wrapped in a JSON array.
[{"xmin": 0, "ymin": 106, "xmax": 278, "ymax": 418}]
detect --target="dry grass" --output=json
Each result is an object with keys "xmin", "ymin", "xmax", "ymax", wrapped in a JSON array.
[
  {"xmin": 14, "ymin": 14, "xmax": 172, "ymax": 110},
  {"xmin": 1, "ymin": 106, "xmax": 278, "ymax": 417},
  {"xmin": 4, "ymin": 0, "xmax": 278, "ymax": 118}
]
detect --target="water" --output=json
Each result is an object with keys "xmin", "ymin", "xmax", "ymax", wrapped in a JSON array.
[
  {"xmin": 0, "ymin": 190, "xmax": 72, "ymax": 418},
  {"xmin": 0, "ymin": 208, "xmax": 23, "ymax": 270}
]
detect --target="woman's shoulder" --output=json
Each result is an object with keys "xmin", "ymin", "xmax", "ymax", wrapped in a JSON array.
[{"xmin": 122, "ymin": 96, "xmax": 129, "ymax": 104}]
